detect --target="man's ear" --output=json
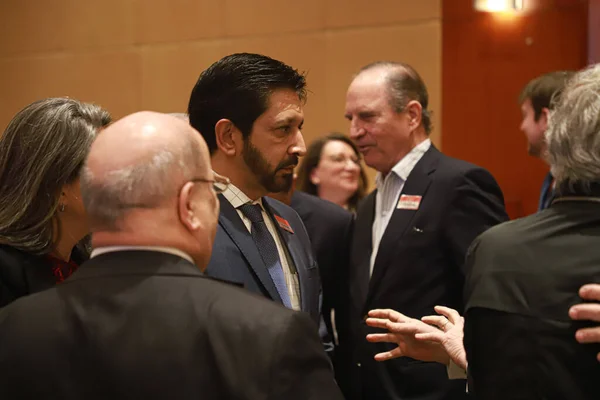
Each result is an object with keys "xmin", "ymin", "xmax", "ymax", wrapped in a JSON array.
[
  {"xmin": 405, "ymin": 100, "xmax": 423, "ymax": 131},
  {"xmin": 179, "ymin": 182, "xmax": 202, "ymax": 231},
  {"xmin": 215, "ymin": 119, "xmax": 241, "ymax": 156},
  {"xmin": 539, "ymin": 107, "xmax": 550, "ymax": 131}
]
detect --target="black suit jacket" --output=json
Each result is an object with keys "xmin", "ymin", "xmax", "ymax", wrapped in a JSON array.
[
  {"xmin": 290, "ymin": 191, "xmax": 355, "ymax": 394},
  {"xmin": 207, "ymin": 195, "xmax": 322, "ymax": 326},
  {"xmin": 464, "ymin": 194, "xmax": 600, "ymax": 400},
  {"xmin": 0, "ymin": 244, "xmax": 87, "ymax": 308},
  {"xmin": 348, "ymin": 146, "xmax": 508, "ymax": 400},
  {"xmin": 0, "ymin": 250, "xmax": 343, "ymax": 400},
  {"xmin": 290, "ymin": 191, "xmax": 353, "ymax": 341}
]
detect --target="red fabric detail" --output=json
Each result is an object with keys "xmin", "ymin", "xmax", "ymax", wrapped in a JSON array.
[{"xmin": 45, "ymin": 255, "xmax": 79, "ymax": 284}]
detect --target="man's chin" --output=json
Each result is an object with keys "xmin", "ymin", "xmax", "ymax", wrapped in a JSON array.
[{"xmin": 261, "ymin": 175, "xmax": 293, "ymax": 194}]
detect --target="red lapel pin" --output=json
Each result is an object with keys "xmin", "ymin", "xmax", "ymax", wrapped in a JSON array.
[{"xmin": 275, "ymin": 215, "xmax": 294, "ymax": 234}]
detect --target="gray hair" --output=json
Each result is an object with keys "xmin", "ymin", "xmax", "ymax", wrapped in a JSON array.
[
  {"xmin": 0, "ymin": 98, "xmax": 111, "ymax": 255},
  {"xmin": 360, "ymin": 61, "xmax": 433, "ymax": 134},
  {"xmin": 546, "ymin": 64, "xmax": 600, "ymax": 189},
  {"xmin": 81, "ymin": 130, "xmax": 204, "ymax": 230}
]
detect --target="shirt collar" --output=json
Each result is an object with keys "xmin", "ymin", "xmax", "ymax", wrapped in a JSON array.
[
  {"xmin": 376, "ymin": 139, "xmax": 431, "ymax": 188},
  {"xmin": 221, "ymin": 181, "xmax": 264, "ymax": 210},
  {"xmin": 91, "ymin": 246, "xmax": 194, "ymax": 264}
]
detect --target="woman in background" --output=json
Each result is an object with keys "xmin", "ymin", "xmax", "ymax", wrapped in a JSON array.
[
  {"xmin": 0, "ymin": 97, "xmax": 111, "ymax": 307},
  {"xmin": 296, "ymin": 132, "xmax": 367, "ymax": 212}
]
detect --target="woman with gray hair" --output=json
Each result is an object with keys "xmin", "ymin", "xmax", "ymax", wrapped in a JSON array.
[{"xmin": 0, "ymin": 97, "xmax": 111, "ymax": 307}]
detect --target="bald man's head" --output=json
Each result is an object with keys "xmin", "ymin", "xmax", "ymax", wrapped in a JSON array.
[
  {"xmin": 82, "ymin": 111, "xmax": 210, "ymax": 229},
  {"xmin": 81, "ymin": 111, "xmax": 220, "ymax": 268}
]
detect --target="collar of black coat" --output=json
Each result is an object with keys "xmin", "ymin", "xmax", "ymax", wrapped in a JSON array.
[
  {"xmin": 554, "ymin": 181, "xmax": 600, "ymax": 199},
  {"xmin": 66, "ymin": 250, "xmax": 243, "ymax": 288}
]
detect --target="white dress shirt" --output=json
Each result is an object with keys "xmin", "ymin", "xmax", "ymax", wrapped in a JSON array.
[
  {"xmin": 370, "ymin": 139, "xmax": 431, "ymax": 276},
  {"xmin": 222, "ymin": 182, "xmax": 301, "ymax": 311},
  {"xmin": 91, "ymin": 246, "xmax": 195, "ymax": 264}
]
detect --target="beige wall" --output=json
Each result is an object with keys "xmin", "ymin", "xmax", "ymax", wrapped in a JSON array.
[{"xmin": 0, "ymin": 0, "xmax": 441, "ymax": 183}]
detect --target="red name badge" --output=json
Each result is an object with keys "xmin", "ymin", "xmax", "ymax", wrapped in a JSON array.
[
  {"xmin": 396, "ymin": 195, "xmax": 422, "ymax": 210},
  {"xmin": 275, "ymin": 215, "xmax": 294, "ymax": 234}
]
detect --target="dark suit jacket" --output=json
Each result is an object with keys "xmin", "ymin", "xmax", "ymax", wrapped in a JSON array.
[
  {"xmin": 0, "ymin": 244, "xmax": 87, "ymax": 308},
  {"xmin": 464, "ymin": 193, "xmax": 600, "ymax": 400},
  {"xmin": 290, "ymin": 191, "xmax": 354, "ymax": 341},
  {"xmin": 290, "ymin": 191, "xmax": 354, "ymax": 393},
  {"xmin": 0, "ymin": 250, "xmax": 343, "ymax": 400},
  {"xmin": 347, "ymin": 146, "xmax": 508, "ymax": 400},
  {"xmin": 538, "ymin": 171, "xmax": 555, "ymax": 210},
  {"xmin": 207, "ymin": 195, "xmax": 322, "ymax": 326}
]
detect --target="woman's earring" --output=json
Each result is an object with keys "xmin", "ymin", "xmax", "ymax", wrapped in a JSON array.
[{"xmin": 59, "ymin": 203, "xmax": 66, "ymax": 212}]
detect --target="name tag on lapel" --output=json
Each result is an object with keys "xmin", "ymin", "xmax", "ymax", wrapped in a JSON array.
[
  {"xmin": 275, "ymin": 215, "xmax": 294, "ymax": 234},
  {"xmin": 397, "ymin": 195, "xmax": 422, "ymax": 210}
]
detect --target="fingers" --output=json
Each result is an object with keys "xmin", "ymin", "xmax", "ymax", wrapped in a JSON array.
[
  {"xmin": 415, "ymin": 332, "xmax": 444, "ymax": 343},
  {"xmin": 366, "ymin": 318, "xmax": 421, "ymax": 335},
  {"xmin": 569, "ymin": 303, "xmax": 600, "ymax": 322},
  {"xmin": 434, "ymin": 306, "xmax": 462, "ymax": 325},
  {"xmin": 366, "ymin": 333, "xmax": 406, "ymax": 343},
  {"xmin": 421, "ymin": 315, "xmax": 449, "ymax": 330},
  {"xmin": 373, "ymin": 348, "xmax": 403, "ymax": 361},
  {"xmin": 575, "ymin": 326, "xmax": 600, "ymax": 344},
  {"xmin": 368, "ymin": 309, "xmax": 408, "ymax": 323},
  {"xmin": 579, "ymin": 284, "xmax": 600, "ymax": 301}
]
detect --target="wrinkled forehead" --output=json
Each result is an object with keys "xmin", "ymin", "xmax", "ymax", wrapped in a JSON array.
[
  {"xmin": 261, "ymin": 89, "xmax": 304, "ymax": 123},
  {"xmin": 346, "ymin": 77, "xmax": 390, "ymax": 110}
]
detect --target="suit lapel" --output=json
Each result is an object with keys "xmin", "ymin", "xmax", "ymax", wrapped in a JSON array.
[
  {"xmin": 263, "ymin": 198, "xmax": 308, "ymax": 311},
  {"xmin": 365, "ymin": 147, "xmax": 439, "ymax": 308},
  {"xmin": 217, "ymin": 195, "xmax": 282, "ymax": 303},
  {"xmin": 351, "ymin": 192, "xmax": 376, "ymax": 312}
]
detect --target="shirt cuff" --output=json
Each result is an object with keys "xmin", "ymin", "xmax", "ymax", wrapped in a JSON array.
[{"xmin": 446, "ymin": 360, "xmax": 467, "ymax": 380}]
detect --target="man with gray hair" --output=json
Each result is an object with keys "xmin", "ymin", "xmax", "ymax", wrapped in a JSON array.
[
  {"xmin": 460, "ymin": 64, "xmax": 600, "ymax": 399},
  {"xmin": 342, "ymin": 61, "xmax": 508, "ymax": 399},
  {"xmin": 0, "ymin": 111, "xmax": 343, "ymax": 399}
]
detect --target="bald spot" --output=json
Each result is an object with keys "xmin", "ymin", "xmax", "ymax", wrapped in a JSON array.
[{"xmin": 87, "ymin": 111, "xmax": 209, "ymax": 181}]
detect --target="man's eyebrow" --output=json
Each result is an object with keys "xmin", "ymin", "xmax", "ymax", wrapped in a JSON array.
[{"xmin": 274, "ymin": 116, "xmax": 303, "ymax": 125}]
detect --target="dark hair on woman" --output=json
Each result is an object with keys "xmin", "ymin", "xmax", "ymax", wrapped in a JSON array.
[
  {"xmin": 296, "ymin": 132, "xmax": 368, "ymax": 211},
  {"xmin": 0, "ymin": 97, "xmax": 111, "ymax": 255},
  {"xmin": 187, "ymin": 53, "xmax": 307, "ymax": 154}
]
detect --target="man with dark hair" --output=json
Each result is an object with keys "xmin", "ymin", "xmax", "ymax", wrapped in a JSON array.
[
  {"xmin": 187, "ymin": 53, "xmax": 326, "ymax": 341},
  {"xmin": 342, "ymin": 61, "xmax": 508, "ymax": 399},
  {"xmin": 518, "ymin": 70, "xmax": 574, "ymax": 210}
]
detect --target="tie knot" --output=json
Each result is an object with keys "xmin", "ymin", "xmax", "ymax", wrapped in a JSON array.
[{"xmin": 239, "ymin": 203, "xmax": 264, "ymax": 223}]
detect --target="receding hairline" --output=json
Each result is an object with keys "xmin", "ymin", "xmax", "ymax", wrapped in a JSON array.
[{"xmin": 356, "ymin": 61, "xmax": 418, "ymax": 83}]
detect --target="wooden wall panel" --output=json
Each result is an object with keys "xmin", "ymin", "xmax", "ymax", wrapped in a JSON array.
[
  {"xmin": 590, "ymin": 0, "xmax": 600, "ymax": 63},
  {"xmin": 442, "ymin": 0, "xmax": 588, "ymax": 218}
]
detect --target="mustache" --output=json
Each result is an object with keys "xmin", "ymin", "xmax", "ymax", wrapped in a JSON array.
[{"xmin": 277, "ymin": 156, "xmax": 299, "ymax": 170}]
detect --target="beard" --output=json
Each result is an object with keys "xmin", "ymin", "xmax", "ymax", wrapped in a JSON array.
[{"xmin": 243, "ymin": 139, "xmax": 298, "ymax": 193}]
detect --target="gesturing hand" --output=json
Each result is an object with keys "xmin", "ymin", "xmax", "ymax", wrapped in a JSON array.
[
  {"xmin": 365, "ymin": 306, "xmax": 467, "ymax": 370},
  {"xmin": 365, "ymin": 308, "xmax": 450, "ymax": 365}
]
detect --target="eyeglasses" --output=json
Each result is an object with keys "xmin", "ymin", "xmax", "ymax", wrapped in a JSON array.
[{"xmin": 190, "ymin": 172, "xmax": 230, "ymax": 194}]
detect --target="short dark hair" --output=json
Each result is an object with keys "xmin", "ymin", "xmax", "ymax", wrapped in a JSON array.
[
  {"xmin": 360, "ymin": 61, "xmax": 432, "ymax": 134},
  {"xmin": 519, "ymin": 71, "xmax": 575, "ymax": 121},
  {"xmin": 0, "ymin": 98, "xmax": 111, "ymax": 255},
  {"xmin": 296, "ymin": 132, "xmax": 368, "ymax": 212},
  {"xmin": 187, "ymin": 53, "xmax": 307, "ymax": 153}
]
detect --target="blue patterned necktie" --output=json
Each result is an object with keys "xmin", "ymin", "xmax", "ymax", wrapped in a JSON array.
[{"xmin": 239, "ymin": 203, "xmax": 292, "ymax": 308}]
